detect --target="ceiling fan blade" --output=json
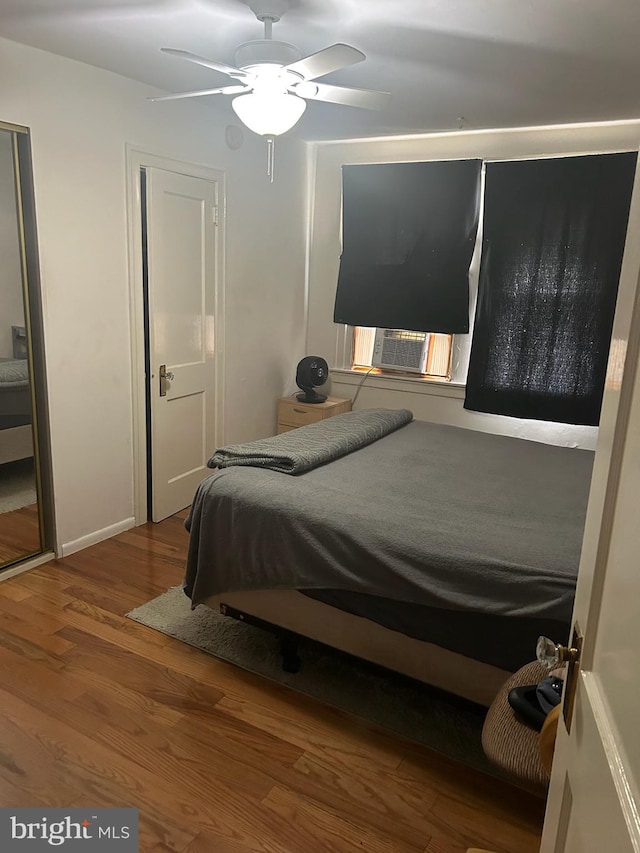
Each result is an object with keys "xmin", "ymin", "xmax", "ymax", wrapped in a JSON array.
[
  {"xmin": 298, "ymin": 82, "xmax": 391, "ymax": 110},
  {"xmin": 285, "ymin": 44, "xmax": 365, "ymax": 81},
  {"xmin": 160, "ymin": 48, "xmax": 248, "ymax": 80},
  {"xmin": 148, "ymin": 85, "xmax": 248, "ymax": 102}
]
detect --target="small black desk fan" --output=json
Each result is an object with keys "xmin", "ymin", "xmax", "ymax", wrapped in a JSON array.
[{"xmin": 295, "ymin": 356, "xmax": 328, "ymax": 403}]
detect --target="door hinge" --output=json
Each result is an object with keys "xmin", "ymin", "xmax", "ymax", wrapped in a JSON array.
[{"xmin": 213, "ymin": 206, "xmax": 219, "ymax": 226}]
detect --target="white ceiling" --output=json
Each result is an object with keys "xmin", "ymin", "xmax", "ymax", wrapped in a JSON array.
[{"xmin": 1, "ymin": 0, "xmax": 639, "ymax": 141}]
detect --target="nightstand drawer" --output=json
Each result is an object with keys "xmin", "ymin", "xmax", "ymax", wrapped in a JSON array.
[
  {"xmin": 278, "ymin": 402, "xmax": 325, "ymax": 428},
  {"xmin": 276, "ymin": 395, "xmax": 352, "ymax": 435}
]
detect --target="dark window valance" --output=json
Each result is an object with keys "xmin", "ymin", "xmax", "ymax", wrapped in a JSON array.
[
  {"xmin": 464, "ymin": 153, "xmax": 637, "ymax": 426},
  {"xmin": 333, "ymin": 160, "xmax": 482, "ymax": 334}
]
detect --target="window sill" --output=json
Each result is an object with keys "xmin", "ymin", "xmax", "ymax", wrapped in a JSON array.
[{"xmin": 330, "ymin": 368, "xmax": 466, "ymax": 400}]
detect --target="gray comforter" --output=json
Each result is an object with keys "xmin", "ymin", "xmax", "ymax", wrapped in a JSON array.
[
  {"xmin": 0, "ymin": 358, "xmax": 29, "ymax": 388},
  {"xmin": 184, "ymin": 420, "xmax": 594, "ymax": 625},
  {"xmin": 209, "ymin": 408, "xmax": 413, "ymax": 474}
]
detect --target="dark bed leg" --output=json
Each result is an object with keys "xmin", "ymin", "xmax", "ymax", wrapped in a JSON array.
[{"xmin": 280, "ymin": 633, "xmax": 301, "ymax": 674}]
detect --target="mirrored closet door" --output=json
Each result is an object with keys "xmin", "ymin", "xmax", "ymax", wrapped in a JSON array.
[{"xmin": 0, "ymin": 122, "xmax": 52, "ymax": 569}]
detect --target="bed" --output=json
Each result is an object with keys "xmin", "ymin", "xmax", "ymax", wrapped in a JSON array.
[
  {"xmin": 184, "ymin": 412, "xmax": 594, "ymax": 706},
  {"xmin": 0, "ymin": 355, "xmax": 33, "ymax": 466}
]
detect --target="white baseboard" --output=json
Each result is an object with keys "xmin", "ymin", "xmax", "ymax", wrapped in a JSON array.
[{"xmin": 61, "ymin": 517, "xmax": 136, "ymax": 557}]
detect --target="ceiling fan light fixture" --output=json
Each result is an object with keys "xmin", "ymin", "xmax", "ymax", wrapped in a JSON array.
[
  {"xmin": 294, "ymin": 81, "xmax": 319, "ymax": 99},
  {"xmin": 231, "ymin": 91, "xmax": 306, "ymax": 136}
]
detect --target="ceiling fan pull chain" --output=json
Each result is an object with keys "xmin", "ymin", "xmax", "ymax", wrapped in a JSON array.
[{"xmin": 267, "ymin": 136, "xmax": 276, "ymax": 183}]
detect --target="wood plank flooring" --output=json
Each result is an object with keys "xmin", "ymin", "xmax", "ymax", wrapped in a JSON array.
[
  {"xmin": 0, "ymin": 511, "xmax": 545, "ymax": 853},
  {"xmin": 0, "ymin": 503, "xmax": 40, "ymax": 566}
]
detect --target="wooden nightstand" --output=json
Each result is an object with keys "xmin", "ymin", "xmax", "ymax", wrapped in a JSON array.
[{"xmin": 277, "ymin": 395, "xmax": 352, "ymax": 434}]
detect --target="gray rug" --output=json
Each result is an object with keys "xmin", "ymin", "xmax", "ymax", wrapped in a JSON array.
[
  {"xmin": 0, "ymin": 458, "xmax": 36, "ymax": 513},
  {"xmin": 127, "ymin": 586, "xmax": 492, "ymax": 773}
]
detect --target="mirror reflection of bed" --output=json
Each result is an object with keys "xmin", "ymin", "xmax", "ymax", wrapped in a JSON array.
[
  {"xmin": 0, "ymin": 338, "xmax": 40, "ymax": 565},
  {"xmin": 0, "ymin": 128, "xmax": 41, "ymax": 568}
]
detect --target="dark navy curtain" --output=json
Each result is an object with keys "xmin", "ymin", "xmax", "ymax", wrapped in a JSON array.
[
  {"xmin": 334, "ymin": 160, "xmax": 482, "ymax": 334},
  {"xmin": 464, "ymin": 153, "xmax": 637, "ymax": 426}
]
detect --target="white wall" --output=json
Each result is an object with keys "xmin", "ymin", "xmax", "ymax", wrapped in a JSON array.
[
  {"xmin": 0, "ymin": 131, "xmax": 24, "ymax": 359},
  {"xmin": 307, "ymin": 123, "xmax": 640, "ymax": 450},
  {"xmin": 0, "ymin": 37, "xmax": 307, "ymax": 553}
]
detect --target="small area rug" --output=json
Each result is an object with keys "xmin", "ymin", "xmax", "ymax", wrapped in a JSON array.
[
  {"xmin": 0, "ymin": 458, "xmax": 37, "ymax": 513},
  {"xmin": 127, "ymin": 586, "xmax": 492, "ymax": 774}
]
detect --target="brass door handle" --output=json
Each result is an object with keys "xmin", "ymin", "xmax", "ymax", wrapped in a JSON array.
[
  {"xmin": 159, "ymin": 364, "xmax": 174, "ymax": 397},
  {"xmin": 536, "ymin": 626, "xmax": 583, "ymax": 733}
]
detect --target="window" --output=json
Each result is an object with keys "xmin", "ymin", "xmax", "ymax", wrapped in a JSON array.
[
  {"xmin": 334, "ymin": 161, "xmax": 482, "ymax": 334},
  {"xmin": 336, "ymin": 160, "xmax": 483, "ymax": 387},
  {"xmin": 464, "ymin": 153, "xmax": 637, "ymax": 425},
  {"xmin": 352, "ymin": 326, "xmax": 453, "ymax": 380},
  {"xmin": 331, "ymin": 152, "xmax": 636, "ymax": 420}
]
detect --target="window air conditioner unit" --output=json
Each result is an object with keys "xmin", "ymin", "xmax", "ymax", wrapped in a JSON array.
[{"xmin": 371, "ymin": 328, "xmax": 430, "ymax": 373}]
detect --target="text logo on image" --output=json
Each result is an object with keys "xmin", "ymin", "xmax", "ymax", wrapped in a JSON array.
[{"xmin": 0, "ymin": 808, "xmax": 138, "ymax": 850}]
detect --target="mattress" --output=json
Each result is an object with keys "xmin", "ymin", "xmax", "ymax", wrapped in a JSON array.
[
  {"xmin": 184, "ymin": 420, "xmax": 594, "ymax": 649},
  {"xmin": 0, "ymin": 359, "xmax": 32, "ymax": 429}
]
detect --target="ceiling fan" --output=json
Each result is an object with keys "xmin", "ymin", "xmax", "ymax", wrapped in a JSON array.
[{"xmin": 150, "ymin": 0, "xmax": 391, "ymax": 137}]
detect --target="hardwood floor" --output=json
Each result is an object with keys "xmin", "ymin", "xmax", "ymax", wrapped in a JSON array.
[
  {"xmin": 0, "ymin": 511, "xmax": 545, "ymax": 852},
  {"xmin": 0, "ymin": 503, "xmax": 40, "ymax": 566}
]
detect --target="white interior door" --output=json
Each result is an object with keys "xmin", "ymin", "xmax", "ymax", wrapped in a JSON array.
[
  {"xmin": 540, "ymin": 278, "xmax": 640, "ymax": 848},
  {"xmin": 145, "ymin": 167, "xmax": 221, "ymax": 522}
]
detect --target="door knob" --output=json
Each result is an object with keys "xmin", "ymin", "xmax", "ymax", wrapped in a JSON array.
[
  {"xmin": 536, "ymin": 635, "xmax": 580, "ymax": 669},
  {"xmin": 537, "ymin": 626, "xmax": 583, "ymax": 734}
]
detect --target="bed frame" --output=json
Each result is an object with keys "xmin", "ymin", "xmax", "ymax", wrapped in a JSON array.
[
  {"xmin": 0, "ymin": 339, "xmax": 33, "ymax": 465},
  {"xmin": 0, "ymin": 424, "xmax": 33, "ymax": 465},
  {"xmin": 203, "ymin": 589, "xmax": 511, "ymax": 707}
]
